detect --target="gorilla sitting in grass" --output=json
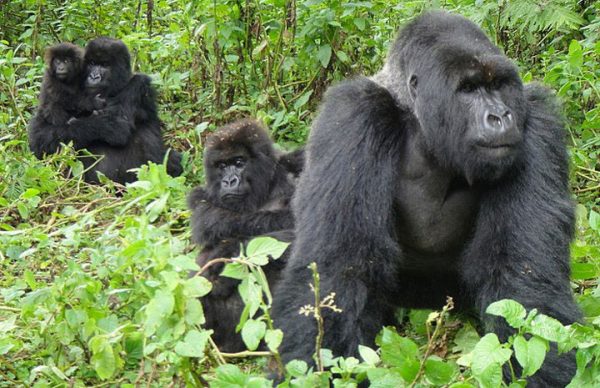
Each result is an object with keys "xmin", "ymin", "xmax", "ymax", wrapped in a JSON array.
[{"xmin": 272, "ymin": 11, "xmax": 580, "ymax": 387}]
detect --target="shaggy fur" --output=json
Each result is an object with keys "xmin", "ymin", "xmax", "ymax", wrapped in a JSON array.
[{"xmin": 272, "ymin": 11, "xmax": 580, "ymax": 387}]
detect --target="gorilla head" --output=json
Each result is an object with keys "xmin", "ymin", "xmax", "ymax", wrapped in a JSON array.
[
  {"xmin": 44, "ymin": 43, "xmax": 84, "ymax": 84},
  {"xmin": 84, "ymin": 37, "xmax": 132, "ymax": 96},
  {"xmin": 203, "ymin": 119, "xmax": 279, "ymax": 212},
  {"xmin": 385, "ymin": 12, "xmax": 527, "ymax": 183}
]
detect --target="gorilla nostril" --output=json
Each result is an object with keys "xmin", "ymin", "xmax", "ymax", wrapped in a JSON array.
[{"xmin": 486, "ymin": 113, "xmax": 502, "ymax": 130}]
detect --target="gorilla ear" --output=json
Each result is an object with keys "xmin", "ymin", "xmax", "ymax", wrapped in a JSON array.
[{"xmin": 408, "ymin": 75, "xmax": 418, "ymax": 102}]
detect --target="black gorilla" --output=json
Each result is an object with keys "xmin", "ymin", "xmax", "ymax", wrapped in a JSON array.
[
  {"xmin": 188, "ymin": 119, "xmax": 302, "ymax": 352},
  {"xmin": 28, "ymin": 43, "xmax": 104, "ymax": 129},
  {"xmin": 29, "ymin": 37, "xmax": 182, "ymax": 184},
  {"xmin": 272, "ymin": 11, "xmax": 580, "ymax": 386}
]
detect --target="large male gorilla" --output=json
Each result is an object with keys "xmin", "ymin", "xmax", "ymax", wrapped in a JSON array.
[
  {"xmin": 29, "ymin": 37, "xmax": 182, "ymax": 184},
  {"xmin": 272, "ymin": 11, "xmax": 580, "ymax": 386},
  {"xmin": 188, "ymin": 119, "xmax": 302, "ymax": 352}
]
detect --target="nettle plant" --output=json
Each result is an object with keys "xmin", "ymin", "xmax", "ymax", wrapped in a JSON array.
[{"xmin": 202, "ymin": 238, "xmax": 600, "ymax": 387}]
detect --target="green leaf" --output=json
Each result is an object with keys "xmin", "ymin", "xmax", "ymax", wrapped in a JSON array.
[
  {"xmin": 317, "ymin": 44, "xmax": 332, "ymax": 68},
  {"xmin": 286, "ymin": 360, "xmax": 308, "ymax": 377},
  {"xmin": 264, "ymin": 329, "xmax": 283, "ymax": 352},
  {"xmin": 486, "ymin": 299, "xmax": 526, "ymax": 328},
  {"xmin": 144, "ymin": 289, "xmax": 174, "ymax": 336},
  {"xmin": 184, "ymin": 276, "xmax": 212, "ymax": 297},
  {"xmin": 89, "ymin": 337, "xmax": 116, "ymax": 380},
  {"xmin": 366, "ymin": 367, "xmax": 405, "ymax": 387},
  {"xmin": 452, "ymin": 323, "xmax": 480, "ymax": 353},
  {"xmin": 528, "ymin": 314, "xmax": 569, "ymax": 343},
  {"xmin": 359, "ymin": 345, "xmax": 380, "ymax": 366},
  {"xmin": 377, "ymin": 327, "xmax": 420, "ymax": 381},
  {"xmin": 174, "ymin": 330, "xmax": 211, "ymax": 357},
  {"xmin": 241, "ymin": 319, "xmax": 266, "ymax": 351},
  {"xmin": 424, "ymin": 357, "xmax": 457, "ymax": 385},
  {"xmin": 211, "ymin": 364, "xmax": 248, "ymax": 386},
  {"xmin": 513, "ymin": 335, "xmax": 547, "ymax": 377},
  {"xmin": 222, "ymin": 262, "xmax": 247, "ymax": 279},
  {"xmin": 471, "ymin": 333, "xmax": 512, "ymax": 387},
  {"xmin": 246, "ymin": 237, "xmax": 289, "ymax": 265},
  {"xmin": 568, "ymin": 40, "xmax": 583, "ymax": 68},
  {"xmin": 185, "ymin": 298, "xmax": 206, "ymax": 325}
]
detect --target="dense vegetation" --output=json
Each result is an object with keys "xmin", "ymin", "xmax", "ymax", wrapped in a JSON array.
[{"xmin": 0, "ymin": 0, "xmax": 598, "ymax": 386}]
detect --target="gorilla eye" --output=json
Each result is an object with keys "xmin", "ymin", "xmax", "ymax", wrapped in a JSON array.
[
  {"xmin": 216, "ymin": 161, "xmax": 227, "ymax": 169},
  {"xmin": 234, "ymin": 158, "xmax": 245, "ymax": 168},
  {"xmin": 459, "ymin": 81, "xmax": 478, "ymax": 94}
]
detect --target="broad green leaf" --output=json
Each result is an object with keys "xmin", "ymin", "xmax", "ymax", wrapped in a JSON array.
[
  {"xmin": 377, "ymin": 327, "xmax": 420, "ymax": 381},
  {"xmin": 89, "ymin": 337, "xmax": 116, "ymax": 380},
  {"xmin": 486, "ymin": 299, "xmax": 526, "ymax": 328},
  {"xmin": 317, "ymin": 44, "xmax": 332, "ymax": 68},
  {"xmin": 241, "ymin": 319, "xmax": 266, "ymax": 351},
  {"xmin": 246, "ymin": 237, "xmax": 289, "ymax": 264},
  {"xmin": 424, "ymin": 357, "xmax": 457, "ymax": 385},
  {"xmin": 264, "ymin": 329, "xmax": 283, "ymax": 352},
  {"xmin": 359, "ymin": 345, "xmax": 380, "ymax": 366},
  {"xmin": 222, "ymin": 262, "xmax": 247, "ymax": 279},
  {"xmin": 568, "ymin": 40, "xmax": 583, "ymax": 68},
  {"xmin": 144, "ymin": 289, "xmax": 174, "ymax": 336},
  {"xmin": 185, "ymin": 298, "xmax": 206, "ymax": 325},
  {"xmin": 513, "ymin": 335, "xmax": 547, "ymax": 377},
  {"xmin": 528, "ymin": 314, "xmax": 569, "ymax": 343},
  {"xmin": 211, "ymin": 364, "xmax": 248, "ymax": 387},
  {"xmin": 471, "ymin": 333, "xmax": 512, "ymax": 387},
  {"xmin": 286, "ymin": 360, "xmax": 308, "ymax": 377},
  {"xmin": 366, "ymin": 367, "xmax": 405, "ymax": 388},
  {"xmin": 174, "ymin": 330, "xmax": 211, "ymax": 357},
  {"xmin": 184, "ymin": 276, "xmax": 212, "ymax": 297}
]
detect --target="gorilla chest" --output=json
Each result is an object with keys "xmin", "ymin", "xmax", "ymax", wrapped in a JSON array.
[{"xmin": 394, "ymin": 172, "xmax": 479, "ymax": 257}]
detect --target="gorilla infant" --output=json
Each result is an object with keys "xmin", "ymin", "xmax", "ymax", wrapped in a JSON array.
[
  {"xmin": 188, "ymin": 119, "xmax": 303, "ymax": 352},
  {"xmin": 272, "ymin": 11, "xmax": 580, "ymax": 387}
]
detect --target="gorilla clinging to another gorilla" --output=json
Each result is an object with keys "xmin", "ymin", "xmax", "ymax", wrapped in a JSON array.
[
  {"xmin": 28, "ymin": 37, "xmax": 181, "ymax": 184},
  {"xmin": 272, "ymin": 11, "xmax": 580, "ymax": 386},
  {"xmin": 188, "ymin": 119, "xmax": 302, "ymax": 352}
]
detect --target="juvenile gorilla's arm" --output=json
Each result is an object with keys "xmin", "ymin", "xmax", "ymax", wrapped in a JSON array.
[
  {"xmin": 66, "ymin": 75, "xmax": 155, "ymax": 147},
  {"xmin": 188, "ymin": 187, "xmax": 294, "ymax": 246}
]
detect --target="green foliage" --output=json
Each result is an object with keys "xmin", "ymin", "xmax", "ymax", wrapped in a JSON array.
[{"xmin": 0, "ymin": 0, "xmax": 599, "ymax": 386}]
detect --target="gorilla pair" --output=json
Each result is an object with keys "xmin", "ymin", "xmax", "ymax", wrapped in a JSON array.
[
  {"xmin": 188, "ymin": 119, "xmax": 303, "ymax": 352},
  {"xmin": 28, "ymin": 38, "xmax": 182, "ymax": 184},
  {"xmin": 265, "ymin": 11, "xmax": 579, "ymax": 387}
]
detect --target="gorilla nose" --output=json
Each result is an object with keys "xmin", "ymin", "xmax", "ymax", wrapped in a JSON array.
[
  {"xmin": 223, "ymin": 176, "xmax": 239, "ymax": 189},
  {"xmin": 484, "ymin": 110, "xmax": 514, "ymax": 133}
]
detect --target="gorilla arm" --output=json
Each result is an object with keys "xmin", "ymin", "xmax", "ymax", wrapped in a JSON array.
[
  {"xmin": 188, "ymin": 187, "xmax": 294, "ymax": 246},
  {"xmin": 65, "ymin": 74, "xmax": 156, "ymax": 148},
  {"xmin": 272, "ymin": 77, "xmax": 407, "ymax": 364},
  {"xmin": 461, "ymin": 85, "xmax": 580, "ymax": 386}
]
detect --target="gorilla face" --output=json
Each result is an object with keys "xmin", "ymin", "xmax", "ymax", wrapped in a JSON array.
[
  {"xmin": 45, "ymin": 43, "xmax": 83, "ymax": 84},
  {"xmin": 409, "ymin": 42, "xmax": 527, "ymax": 184},
  {"xmin": 210, "ymin": 151, "xmax": 253, "ymax": 207},
  {"xmin": 83, "ymin": 37, "xmax": 132, "ymax": 96}
]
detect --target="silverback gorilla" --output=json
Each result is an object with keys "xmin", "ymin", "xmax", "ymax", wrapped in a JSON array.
[
  {"xmin": 188, "ymin": 119, "xmax": 302, "ymax": 352},
  {"xmin": 29, "ymin": 38, "xmax": 182, "ymax": 184},
  {"xmin": 272, "ymin": 11, "xmax": 580, "ymax": 386}
]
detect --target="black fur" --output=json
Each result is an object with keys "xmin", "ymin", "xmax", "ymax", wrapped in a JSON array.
[
  {"xmin": 28, "ymin": 37, "xmax": 182, "ymax": 184},
  {"xmin": 272, "ymin": 11, "xmax": 580, "ymax": 387},
  {"xmin": 188, "ymin": 119, "xmax": 301, "ymax": 352}
]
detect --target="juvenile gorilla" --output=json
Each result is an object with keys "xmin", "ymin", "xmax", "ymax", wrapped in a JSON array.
[
  {"xmin": 272, "ymin": 11, "xmax": 580, "ymax": 386},
  {"xmin": 29, "ymin": 37, "xmax": 182, "ymax": 184},
  {"xmin": 188, "ymin": 119, "xmax": 302, "ymax": 352},
  {"xmin": 28, "ymin": 43, "xmax": 104, "ymax": 132}
]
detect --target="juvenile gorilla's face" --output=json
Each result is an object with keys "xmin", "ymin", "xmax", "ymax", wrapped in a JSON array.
[
  {"xmin": 214, "ymin": 155, "xmax": 251, "ymax": 205},
  {"xmin": 85, "ymin": 60, "xmax": 111, "ymax": 91},
  {"xmin": 414, "ymin": 51, "xmax": 527, "ymax": 183},
  {"xmin": 52, "ymin": 57, "xmax": 76, "ymax": 81}
]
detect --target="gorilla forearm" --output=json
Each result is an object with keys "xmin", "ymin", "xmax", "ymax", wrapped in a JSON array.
[{"xmin": 193, "ymin": 201, "xmax": 293, "ymax": 245}]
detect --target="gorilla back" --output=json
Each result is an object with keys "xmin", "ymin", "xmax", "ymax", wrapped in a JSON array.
[{"xmin": 272, "ymin": 11, "xmax": 579, "ymax": 387}]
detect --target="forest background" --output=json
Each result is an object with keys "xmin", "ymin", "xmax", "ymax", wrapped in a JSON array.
[{"xmin": 0, "ymin": 0, "xmax": 598, "ymax": 386}]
